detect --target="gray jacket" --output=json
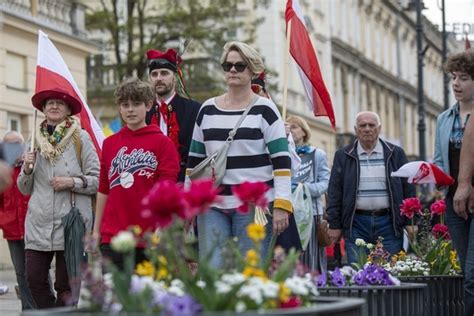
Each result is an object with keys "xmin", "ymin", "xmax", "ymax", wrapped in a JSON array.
[{"xmin": 17, "ymin": 130, "xmax": 99, "ymax": 251}]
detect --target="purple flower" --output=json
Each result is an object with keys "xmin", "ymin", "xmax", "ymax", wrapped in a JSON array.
[
  {"xmin": 162, "ymin": 294, "xmax": 202, "ymax": 316},
  {"xmin": 316, "ymin": 273, "xmax": 327, "ymax": 287},
  {"xmin": 352, "ymin": 271, "xmax": 367, "ymax": 286},
  {"xmin": 330, "ymin": 267, "xmax": 346, "ymax": 287}
]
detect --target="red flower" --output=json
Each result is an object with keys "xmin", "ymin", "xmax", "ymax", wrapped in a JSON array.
[
  {"xmin": 280, "ymin": 296, "xmax": 301, "ymax": 308},
  {"xmin": 432, "ymin": 223, "xmax": 451, "ymax": 240},
  {"xmin": 184, "ymin": 179, "xmax": 220, "ymax": 217},
  {"xmin": 141, "ymin": 180, "xmax": 186, "ymax": 228},
  {"xmin": 430, "ymin": 200, "xmax": 446, "ymax": 216},
  {"xmin": 399, "ymin": 197, "xmax": 423, "ymax": 219},
  {"xmin": 232, "ymin": 182, "xmax": 269, "ymax": 214}
]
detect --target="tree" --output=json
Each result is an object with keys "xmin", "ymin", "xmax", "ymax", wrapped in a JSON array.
[{"xmin": 86, "ymin": 0, "xmax": 268, "ymax": 103}]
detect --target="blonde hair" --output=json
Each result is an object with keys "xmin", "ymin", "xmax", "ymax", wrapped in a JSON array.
[
  {"xmin": 286, "ymin": 115, "xmax": 311, "ymax": 144},
  {"xmin": 220, "ymin": 41, "xmax": 265, "ymax": 78}
]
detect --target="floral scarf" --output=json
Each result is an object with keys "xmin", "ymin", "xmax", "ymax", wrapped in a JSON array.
[{"xmin": 36, "ymin": 116, "xmax": 81, "ymax": 163}]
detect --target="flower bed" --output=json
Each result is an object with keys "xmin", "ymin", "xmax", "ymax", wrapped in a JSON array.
[
  {"xmin": 21, "ymin": 296, "xmax": 366, "ymax": 316},
  {"xmin": 398, "ymin": 275, "xmax": 464, "ymax": 316},
  {"xmin": 317, "ymin": 283, "xmax": 426, "ymax": 316}
]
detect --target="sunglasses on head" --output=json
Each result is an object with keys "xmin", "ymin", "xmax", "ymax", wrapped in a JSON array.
[{"xmin": 221, "ymin": 62, "xmax": 247, "ymax": 72}]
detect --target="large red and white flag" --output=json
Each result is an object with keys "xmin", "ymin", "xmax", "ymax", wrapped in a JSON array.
[
  {"xmin": 285, "ymin": 0, "xmax": 336, "ymax": 129},
  {"xmin": 35, "ymin": 30, "xmax": 104, "ymax": 155}
]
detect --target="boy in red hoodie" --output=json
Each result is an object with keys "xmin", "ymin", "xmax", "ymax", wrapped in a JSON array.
[
  {"xmin": 0, "ymin": 131, "xmax": 35, "ymax": 309},
  {"xmin": 92, "ymin": 78, "xmax": 180, "ymax": 268}
]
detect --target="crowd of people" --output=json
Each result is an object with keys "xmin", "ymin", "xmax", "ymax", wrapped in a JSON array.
[{"xmin": 0, "ymin": 42, "xmax": 473, "ymax": 315}]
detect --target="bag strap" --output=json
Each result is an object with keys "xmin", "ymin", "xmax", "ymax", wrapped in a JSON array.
[{"xmin": 225, "ymin": 96, "xmax": 259, "ymax": 143}]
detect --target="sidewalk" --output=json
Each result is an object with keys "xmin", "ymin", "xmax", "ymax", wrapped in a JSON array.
[{"xmin": 0, "ymin": 269, "xmax": 21, "ymax": 316}]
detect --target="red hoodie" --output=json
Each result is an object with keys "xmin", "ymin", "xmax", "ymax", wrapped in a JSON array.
[
  {"xmin": 98, "ymin": 125, "xmax": 179, "ymax": 243},
  {"xmin": 0, "ymin": 166, "xmax": 29, "ymax": 240}
]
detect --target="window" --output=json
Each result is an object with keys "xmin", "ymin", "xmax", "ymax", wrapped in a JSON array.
[
  {"xmin": 7, "ymin": 113, "xmax": 21, "ymax": 132},
  {"xmin": 6, "ymin": 52, "xmax": 27, "ymax": 90}
]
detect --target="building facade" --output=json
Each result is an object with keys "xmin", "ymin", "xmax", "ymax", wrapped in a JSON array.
[{"xmin": 0, "ymin": 0, "xmax": 96, "ymax": 268}]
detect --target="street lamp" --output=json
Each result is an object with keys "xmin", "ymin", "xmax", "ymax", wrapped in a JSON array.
[{"xmin": 415, "ymin": 0, "xmax": 426, "ymax": 162}]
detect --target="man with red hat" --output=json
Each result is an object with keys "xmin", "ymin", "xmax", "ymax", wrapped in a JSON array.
[{"xmin": 146, "ymin": 48, "xmax": 201, "ymax": 182}]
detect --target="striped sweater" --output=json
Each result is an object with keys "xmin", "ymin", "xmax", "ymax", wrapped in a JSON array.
[{"xmin": 185, "ymin": 96, "xmax": 292, "ymax": 212}]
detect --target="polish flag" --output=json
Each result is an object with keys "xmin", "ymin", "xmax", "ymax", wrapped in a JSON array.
[
  {"xmin": 391, "ymin": 161, "xmax": 455, "ymax": 186},
  {"xmin": 285, "ymin": 0, "xmax": 336, "ymax": 129},
  {"xmin": 35, "ymin": 30, "xmax": 104, "ymax": 156}
]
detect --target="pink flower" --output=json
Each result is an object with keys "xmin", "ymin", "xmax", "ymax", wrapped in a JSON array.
[
  {"xmin": 141, "ymin": 180, "xmax": 186, "ymax": 228},
  {"xmin": 399, "ymin": 197, "xmax": 423, "ymax": 219},
  {"xmin": 430, "ymin": 200, "xmax": 446, "ymax": 216},
  {"xmin": 280, "ymin": 296, "xmax": 301, "ymax": 308},
  {"xmin": 184, "ymin": 179, "xmax": 220, "ymax": 217},
  {"xmin": 432, "ymin": 223, "xmax": 451, "ymax": 240},
  {"xmin": 232, "ymin": 182, "xmax": 269, "ymax": 214}
]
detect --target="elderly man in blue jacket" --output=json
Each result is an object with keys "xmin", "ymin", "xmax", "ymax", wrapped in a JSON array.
[{"xmin": 327, "ymin": 111, "xmax": 417, "ymax": 264}]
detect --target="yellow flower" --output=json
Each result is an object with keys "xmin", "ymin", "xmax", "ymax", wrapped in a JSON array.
[
  {"xmin": 247, "ymin": 223, "xmax": 265, "ymax": 242},
  {"xmin": 157, "ymin": 267, "xmax": 168, "ymax": 280},
  {"xmin": 398, "ymin": 250, "xmax": 406, "ymax": 260},
  {"xmin": 158, "ymin": 255, "xmax": 168, "ymax": 266},
  {"xmin": 130, "ymin": 225, "xmax": 142, "ymax": 236},
  {"xmin": 242, "ymin": 266, "xmax": 266, "ymax": 279},
  {"xmin": 246, "ymin": 249, "xmax": 259, "ymax": 267},
  {"xmin": 135, "ymin": 260, "xmax": 155, "ymax": 276},
  {"xmin": 150, "ymin": 233, "xmax": 160, "ymax": 246},
  {"xmin": 279, "ymin": 283, "xmax": 291, "ymax": 302},
  {"xmin": 450, "ymin": 251, "xmax": 461, "ymax": 271}
]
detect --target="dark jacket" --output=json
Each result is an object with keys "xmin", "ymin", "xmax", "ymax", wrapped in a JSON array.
[
  {"xmin": 326, "ymin": 139, "xmax": 416, "ymax": 237},
  {"xmin": 146, "ymin": 94, "xmax": 201, "ymax": 181}
]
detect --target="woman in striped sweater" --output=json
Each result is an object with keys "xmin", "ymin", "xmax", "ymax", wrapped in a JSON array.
[{"xmin": 186, "ymin": 41, "xmax": 293, "ymax": 268}]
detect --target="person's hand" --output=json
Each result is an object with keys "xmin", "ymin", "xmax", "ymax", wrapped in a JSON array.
[
  {"xmin": 328, "ymin": 229, "xmax": 342, "ymax": 244},
  {"xmin": 49, "ymin": 176, "xmax": 74, "ymax": 191},
  {"xmin": 405, "ymin": 225, "xmax": 418, "ymax": 241},
  {"xmin": 272, "ymin": 208, "xmax": 289, "ymax": 235},
  {"xmin": 85, "ymin": 231, "xmax": 101, "ymax": 255},
  {"xmin": 453, "ymin": 183, "xmax": 473, "ymax": 220},
  {"xmin": 23, "ymin": 151, "xmax": 36, "ymax": 175},
  {"xmin": 0, "ymin": 161, "xmax": 12, "ymax": 193},
  {"xmin": 284, "ymin": 122, "xmax": 291, "ymax": 137}
]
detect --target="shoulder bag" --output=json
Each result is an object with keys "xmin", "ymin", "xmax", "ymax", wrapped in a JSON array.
[{"xmin": 188, "ymin": 96, "xmax": 258, "ymax": 186}]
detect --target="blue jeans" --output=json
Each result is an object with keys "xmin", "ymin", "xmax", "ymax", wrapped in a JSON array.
[
  {"xmin": 345, "ymin": 214, "xmax": 403, "ymax": 265},
  {"xmin": 445, "ymin": 196, "xmax": 474, "ymax": 316},
  {"xmin": 197, "ymin": 207, "xmax": 272, "ymax": 269},
  {"xmin": 7, "ymin": 240, "xmax": 35, "ymax": 310}
]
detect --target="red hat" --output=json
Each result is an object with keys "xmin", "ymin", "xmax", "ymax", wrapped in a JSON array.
[
  {"xmin": 146, "ymin": 48, "xmax": 182, "ymax": 73},
  {"xmin": 31, "ymin": 88, "xmax": 82, "ymax": 115}
]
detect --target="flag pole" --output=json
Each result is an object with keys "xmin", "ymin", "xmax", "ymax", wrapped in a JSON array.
[
  {"xmin": 281, "ymin": 19, "xmax": 292, "ymax": 121},
  {"xmin": 29, "ymin": 109, "xmax": 37, "ymax": 169}
]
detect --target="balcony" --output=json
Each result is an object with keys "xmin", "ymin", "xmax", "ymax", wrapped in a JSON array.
[{"xmin": 0, "ymin": 0, "xmax": 87, "ymax": 38}]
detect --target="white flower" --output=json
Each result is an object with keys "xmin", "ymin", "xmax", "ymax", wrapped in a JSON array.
[
  {"xmin": 284, "ymin": 276, "xmax": 309, "ymax": 296},
  {"xmin": 196, "ymin": 280, "xmax": 206, "ymax": 288},
  {"xmin": 340, "ymin": 266, "xmax": 356, "ymax": 277},
  {"xmin": 110, "ymin": 231, "xmax": 136, "ymax": 253},
  {"xmin": 235, "ymin": 301, "xmax": 247, "ymax": 313},
  {"xmin": 366, "ymin": 243, "xmax": 374, "ymax": 250},
  {"xmin": 215, "ymin": 280, "xmax": 232, "ymax": 294},
  {"xmin": 168, "ymin": 279, "xmax": 185, "ymax": 296},
  {"xmin": 261, "ymin": 280, "xmax": 279, "ymax": 298},
  {"xmin": 221, "ymin": 273, "xmax": 246, "ymax": 286},
  {"xmin": 355, "ymin": 238, "xmax": 367, "ymax": 247}
]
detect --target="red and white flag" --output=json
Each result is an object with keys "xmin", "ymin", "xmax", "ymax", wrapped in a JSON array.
[
  {"xmin": 35, "ymin": 30, "xmax": 104, "ymax": 156},
  {"xmin": 391, "ymin": 161, "xmax": 455, "ymax": 186},
  {"xmin": 285, "ymin": 0, "xmax": 336, "ymax": 129}
]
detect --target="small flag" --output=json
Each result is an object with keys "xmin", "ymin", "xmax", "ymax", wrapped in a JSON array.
[
  {"xmin": 391, "ymin": 161, "xmax": 455, "ymax": 186},
  {"xmin": 285, "ymin": 0, "xmax": 336, "ymax": 129},
  {"xmin": 103, "ymin": 117, "xmax": 122, "ymax": 137},
  {"xmin": 35, "ymin": 30, "xmax": 104, "ymax": 156}
]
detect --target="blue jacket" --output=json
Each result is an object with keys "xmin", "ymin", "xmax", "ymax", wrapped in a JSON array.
[
  {"xmin": 433, "ymin": 104, "xmax": 457, "ymax": 175},
  {"xmin": 326, "ymin": 139, "xmax": 416, "ymax": 236}
]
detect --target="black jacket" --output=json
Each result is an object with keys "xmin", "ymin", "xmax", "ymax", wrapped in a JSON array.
[
  {"xmin": 326, "ymin": 139, "xmax": 416, "ymax": 236},
  {"xmin": 146, "ymin": 94, "xmax": 201, "ymax": 182}
]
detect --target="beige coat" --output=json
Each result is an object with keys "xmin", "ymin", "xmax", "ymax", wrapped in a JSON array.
[{"xmin": 17, "ymin": 130, "xmax": 99, "ymax": 251}]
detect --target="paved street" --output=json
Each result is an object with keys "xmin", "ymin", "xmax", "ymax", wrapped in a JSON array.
[{"xmin": 0, "ymin": 269, "xmax": 21, "ymax": 316}]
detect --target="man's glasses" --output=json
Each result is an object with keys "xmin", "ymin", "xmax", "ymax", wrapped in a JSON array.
[{"xmin": 221, "ymin": 62, "xmax": 247, "ymax": 72}]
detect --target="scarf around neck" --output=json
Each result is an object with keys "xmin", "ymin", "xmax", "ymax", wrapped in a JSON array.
[{"xmin": 37, "ymin": 116, "xmax": 81, "ymax": 163}]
